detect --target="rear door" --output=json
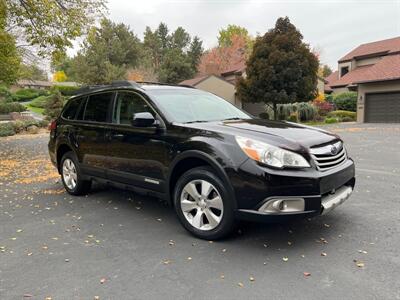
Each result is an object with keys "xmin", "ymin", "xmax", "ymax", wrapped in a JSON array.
[
  {"xmin": 105, "ymin": 91, "xmax": 169, "ymax": 192},
  {"xmin": 75, "ymin": 92, "xmax": 114, "ymax": 178}
]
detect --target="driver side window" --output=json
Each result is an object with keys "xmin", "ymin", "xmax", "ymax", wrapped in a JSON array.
[{"xmin": 113, "ymin": 92, "xmax": 154, "ymax": 125}]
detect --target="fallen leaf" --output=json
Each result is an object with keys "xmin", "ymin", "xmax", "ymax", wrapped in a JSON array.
[
  {"xmin": 220, "ymin": 274, "xmax": 225, "ymax": 279},
  {"xmin": 94, "ymin": 297, "xmax": 100, "ymax": 300},
  {"xmin": 187, "ymin": 257, "xmax": 192, "ymax": 261},
  {"xmin": 321, "ymin": 252, "xmax": 327, "ymax": 257},
  {"xmin": 287, "ymin": 241, "xmax": 292, "ymax": 246},
  {"xmin": 238, "ymin": 282, "xmax": 244, "ymax": 288},
  {"xmin": 282, "ymin": 257, "xmax": 288, "ymax": 262},
  {"xmin": 303, "ymin": 272, "xmax": 311, "ymax": 277},
  {"xmin": 23, "ymin": 294, "xmax": 33, "ymax": 298},
  {"xmin": 100, "ymin": 278, "xmax": 107, "ymax": 284},
  {"xmin": 222, "ymin": 248, "xmax": 227, "ymax": 253},
  {"xmin": 17, "ymin": 229, "xmax": 23, "ymax": 233},
  {"xmin": 249, "ymin": 276, "xmax": 255, "ymax": 282}
]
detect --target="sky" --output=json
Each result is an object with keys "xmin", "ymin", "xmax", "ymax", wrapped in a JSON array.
[{"xmin": 74, "ymin": 0, "xmax": 400, "ymax": 69}]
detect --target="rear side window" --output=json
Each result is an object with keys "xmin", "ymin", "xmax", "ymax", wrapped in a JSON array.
[
  {"xmin": 62, "ymin": 97, "xmax": 82, "ymax": 120},
  {"xmin": 84, "ymin": 92, "xmax": 113, "ymax": 122}
]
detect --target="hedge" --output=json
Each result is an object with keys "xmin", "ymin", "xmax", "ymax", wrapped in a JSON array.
[
  {"xmin": 333, "ymin": 92, "xmax": 357, "ymax": 112},
  {"xmin": 52, "ymin": 85, "xmax": 80, "ymax": 95},
  {"xmin": 29, "ymin": 95, "xmax": 52, "ymax": 108},
  {"xmin": 0, "ymin": 102, "xmax": 27, "ymax": 114},
  {"xmin": 12, "ymin": 88, "xmax": 48, "ymax": 102},
  {"xmin": 0, "ymin": 120, "xmax": 49, "ymax": 137},
  {"xmin": 327, "ymin": 110, "xmax": 357, "ymax": 121}
]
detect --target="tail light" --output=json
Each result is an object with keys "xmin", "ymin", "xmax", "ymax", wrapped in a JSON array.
[{"xmin": 49, "ymin": 120, "xmax": 57, "ymax": 131}]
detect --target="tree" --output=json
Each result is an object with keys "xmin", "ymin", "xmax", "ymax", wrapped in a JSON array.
[
  {"xmin": 44, "ymin": 90, "xmax": 64, "ymax": 119},
  {"xmin": 53, "ymin": 70, "xmax": 67, "ymax": 82},
  {"xmin": 0, "ymin": 0, "xmax": 20, "ymax": 84},
  {"xmin": 142, "ymin": 23, "xmax": 203, "ymax": 83},
  {"xmin": 19, "ymin": 63, "xmax": 47, "ymax": 80},
  {"xmin": 237, "ymin": 17, "xmax": 319, "ymax": 120},
  {"xmin": 218, "ymin": 24, "xmax": 249, "ymax": 47},
  {"xmin": 197, "ymin": 34, "xmax": 247, "ymax": 75},
  {"xmin": 319, "ymin": 64, "xmax": 333, "ymax": 77},
  {"xmin": 71, "ymin": 18, "xmax": 142, "ymax": 84},
  {"xmin": 5, "ymin": 0, "xmax": 106, "ymax": 58},
  {"xmin": 158, "ymin": 48, "xmax": 194, "ymax": 83}
]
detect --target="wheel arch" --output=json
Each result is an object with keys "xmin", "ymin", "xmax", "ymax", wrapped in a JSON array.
[
  {"xmin": 56, "ymin": 143, "xmax": 74, "ymax": 173},
  {"xmin": 167, "ymin": 150, "xmax": 236, "ymax": 208}
]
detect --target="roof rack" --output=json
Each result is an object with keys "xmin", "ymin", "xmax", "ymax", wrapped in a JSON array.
[
  {"xmin": 72, "ymin": 80, "xmax": 194, "ymax": 96},
  {"xmin": 72, "ymin": 80, "xmax": 141, "ymax": 95}
]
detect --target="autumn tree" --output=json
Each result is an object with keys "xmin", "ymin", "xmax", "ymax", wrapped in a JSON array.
[
  {"xmin": 237, "ymin": 17, "xmax": 319, "ymax": 120},
  {"xmin": 218, "ymin": 24, "xmax": 251, "ymax": 47},
  {"xmin": 4, "ymin": 0, "xmax": 106, "ymax": 59},
  {"xmin": 197, "ymin": 34, "xmax": 247, "ymax": 75}
]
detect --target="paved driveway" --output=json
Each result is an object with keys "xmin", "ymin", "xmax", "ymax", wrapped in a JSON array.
[{"xmin": 0, "ymin": 123, "xmax": 399, "ymax": 300}]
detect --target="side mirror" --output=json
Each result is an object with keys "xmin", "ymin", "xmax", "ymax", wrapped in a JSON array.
[{"xmin": 131, "ymin": 112, "xmax": 156, "ymax": 127}]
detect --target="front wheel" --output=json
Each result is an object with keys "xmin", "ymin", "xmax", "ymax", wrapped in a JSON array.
[
  {"xmin": 60, "ymin": 151, "xmax": 91, "ymax": 195},
  {"xmin": 174, "ymin": 166, "xmax": 235, "ymax": 240}
]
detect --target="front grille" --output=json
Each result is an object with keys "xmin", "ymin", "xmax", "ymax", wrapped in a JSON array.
[{"xmin": 310, "ymin": 141, "xmax": 347, "ymax": 171}]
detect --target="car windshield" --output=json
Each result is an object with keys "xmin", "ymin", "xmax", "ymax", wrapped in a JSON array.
[{"xmin": 148, "ymin": 88, "xmax": 252, "ymax": 123}]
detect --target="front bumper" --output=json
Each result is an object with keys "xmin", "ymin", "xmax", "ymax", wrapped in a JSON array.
[{"xmin": 231, "ymin": 158, "xmax": 355, "ymax": 222}]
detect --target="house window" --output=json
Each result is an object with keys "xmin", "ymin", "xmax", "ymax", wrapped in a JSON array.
[{"xmin": 340, "ymin": 66, "xmax": 349, "ymax": 77}]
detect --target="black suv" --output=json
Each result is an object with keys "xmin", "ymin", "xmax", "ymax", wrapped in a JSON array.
[{"xmin": 49, "ymin": 81, "xmax": 355, "ymax": 239}]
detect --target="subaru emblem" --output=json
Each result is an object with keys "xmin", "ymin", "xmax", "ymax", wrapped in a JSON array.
[{"xmin": 330, "ymin": 146, "xmax": 338, "ymax": 155}]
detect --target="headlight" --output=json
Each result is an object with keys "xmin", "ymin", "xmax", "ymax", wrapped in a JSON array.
[{"xmin": 235, "ymin": 136, "xmax": 310, "ymax": 168}]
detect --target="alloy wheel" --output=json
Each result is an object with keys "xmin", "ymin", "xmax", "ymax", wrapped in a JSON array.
[
  {"xmin": 62, "ymin": 158, "xmax": 77, "ymax": 190},
  {"xmin": 180, "ymin": 179, "xmax": 224, "ymax": 231}
]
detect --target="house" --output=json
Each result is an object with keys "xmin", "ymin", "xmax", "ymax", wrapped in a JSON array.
[
  {"xmin": 181, "ymin": 61, "xmax": 327, "ymax": 117},
  {"xmin": 325, "ymin": 37, "xmax": 400, "ymax": 123},
  {"xmin": 180, "ymin": 74, "xmax": 241, "ymax": 108}
]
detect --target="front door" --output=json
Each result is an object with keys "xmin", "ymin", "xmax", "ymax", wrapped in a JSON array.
[{"xmin": 105, "ymin": 91, "xmax": 169, "ymax": 192}]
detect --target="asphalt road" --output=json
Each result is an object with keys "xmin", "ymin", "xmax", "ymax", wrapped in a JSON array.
[{"xmin": 0, "ymin": 123, "xmax": 399, "ymax": 300}]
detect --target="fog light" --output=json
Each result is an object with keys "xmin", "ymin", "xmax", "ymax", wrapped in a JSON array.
[{"xmin": 259, "ymin": 198, "xmax": 305, "ymax": 213}]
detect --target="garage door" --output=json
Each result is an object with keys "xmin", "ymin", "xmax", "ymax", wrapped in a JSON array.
[{"xmin": 365, "ymin": 92, "xmax": 400, "ymax": 123}]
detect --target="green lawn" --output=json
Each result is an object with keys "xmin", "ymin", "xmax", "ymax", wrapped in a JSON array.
[{"xmin": 25, "ymin": 104, "xmax": 45, "ymax": 115}]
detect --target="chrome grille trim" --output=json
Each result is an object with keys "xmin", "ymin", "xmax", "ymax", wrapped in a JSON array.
[{"xmin": 310, "ymin": 142, "xmax": 347, "ymax": 171}]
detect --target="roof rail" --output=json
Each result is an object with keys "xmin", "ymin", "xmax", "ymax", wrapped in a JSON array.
[
  {"xmin": 72, "ymin": 80, "xmax": 141, "ymax": 95},
  {"xmin": 137, "ymin": 81, "xmax": 195, "ymax": 88}
]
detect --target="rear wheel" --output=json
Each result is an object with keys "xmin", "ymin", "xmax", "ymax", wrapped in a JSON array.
[
  {"xmin": 174, "ymin": 166, "xmax": 235, "ymax": 240},
  {"xmin": 60, "ymin": 151, "xmax": 91, "ymax": 195}
]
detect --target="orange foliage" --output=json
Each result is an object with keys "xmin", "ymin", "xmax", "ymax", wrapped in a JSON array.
[{"xmin": 197, "ymin": 34, "xmax": 248, "ymax": 75}]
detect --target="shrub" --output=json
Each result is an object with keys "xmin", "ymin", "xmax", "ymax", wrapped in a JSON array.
[
  {"xmin": 325, "ymin": 94, "xmax": 334, "ymax": 103},
  {"xmin": 313, "ymin": 100, "xmax": 334, "ymax": 116},
  {"xmin": 29, "ymin": 95, "xmax": 52, "ymax": 108},
  {"xmin": 327, "ymin": 110, "xmax": 356, "ymax": 121},
  {"xmin": 259, "ymin": 112, "xmax": 270, "ymax": 120},
  {"xmin": 11, "ymin": 119, "xmax": 48, "ymax": 133},
  {"xmin": 333, "ymin": 92, "xmax": 357, "ymax": 112},
  {"xmin": 0, "ymin": 85, "xmax": 12, "ymax": 101},
  {"xmin": 0, "ymin": 123, "xmax": 16, "ymax": 137},
  {"xmin": 341, "ymin": 116, "xmax": 354, "ymax": 122},
  {"xmin": 266, "ymin": 102, "xmax": 317, "ymax": 122},
  {"xmin": 52, "ymin": 85, "xmax": 80, "ymax": 96},
  {"xmin": 325, "ymin": 117, "xmax": 338, "ymax": 124},
  {"xmin": 287, "ymin": 112, "xmax": 298, "ymax": 122},
  {"xmin": 12, "ymin": 88, "xmax": 48, "ymax": 102},
  {"xmin": 44, "ymin": 91, "xmax": 65, "ymax": 119},
  {"xmin": 0, "ymin": 102, "xmax": 27, "ymax": 114}
]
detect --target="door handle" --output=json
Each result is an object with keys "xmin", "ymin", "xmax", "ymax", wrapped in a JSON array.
[{"xmin": 110, "ymin": 133, "xmax": 125, "ymax": 140}]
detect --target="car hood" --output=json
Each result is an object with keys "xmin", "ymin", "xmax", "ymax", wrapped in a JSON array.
[{"xmin": 180, "ymin": 119, "xmax": 340, "ymax": 149}]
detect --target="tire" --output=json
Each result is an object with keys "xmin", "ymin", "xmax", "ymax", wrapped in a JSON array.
[
  {"xmin": 60, "ymin": 151, "xmax": 91, "ymax": 196},
  {"xmin": 173, "ymin": 166, "xmax": 235, "ymax": 240}
]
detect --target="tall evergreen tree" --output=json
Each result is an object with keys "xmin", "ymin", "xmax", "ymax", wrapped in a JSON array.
[{"xmin": 237, "ymin": 17, "xmax": 319, "ymax": 119}]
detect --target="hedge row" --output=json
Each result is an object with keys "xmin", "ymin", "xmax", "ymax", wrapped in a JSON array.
[
  {"xmin": 0, "ymin": 120, "xmax": 49, "ymax": 137},
  {"xmin": 0, "ymin": 102, "xmax": 27, "ymax": 114}
]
